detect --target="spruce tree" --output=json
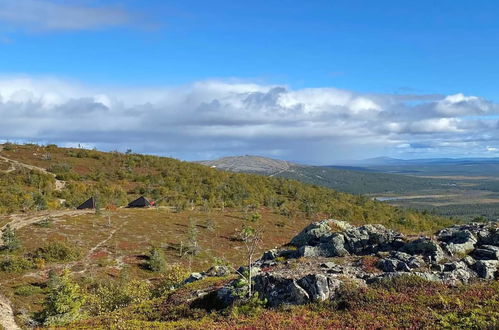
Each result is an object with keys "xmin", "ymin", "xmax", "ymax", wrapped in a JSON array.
[
  {"xmin": 41, "ymin": 269, "xmax": 86, "ymax": 325},
  {"xmin": 1, "ymin": 224, "xmax": 21, "ymax": 251}
]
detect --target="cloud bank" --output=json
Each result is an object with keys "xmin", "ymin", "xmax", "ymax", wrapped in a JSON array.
[
  {"xmin": 0, "ymin": 0, "xmax": 132, "ymax": 31},
  {"xmin": 1, "ymin": 76, "xmax": 499, "ymax": 163}
]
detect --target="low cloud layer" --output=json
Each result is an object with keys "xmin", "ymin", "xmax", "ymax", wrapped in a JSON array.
[
  {"xmin": 1, "ymin": 76, "xmax": 499, "ymax": 163},
  {"xmin": 0, "ymin": 0, "xmax": 132, "ymax": 31}
]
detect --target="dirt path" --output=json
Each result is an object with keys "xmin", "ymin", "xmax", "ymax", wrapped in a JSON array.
[
  {"xmin": 85, "ymin": 220, "xmax": 128, "ymax": 259},
  {"xmin": 0, "ymin": 295, "xmax": 20, "ymax": 330},
  {"xmin": 0, "ymin": 145, "xmax": 66, "ymax": 191},
  {"xmin": 0, "ymin": 216, "xmax": 126, "ymax": 329}
]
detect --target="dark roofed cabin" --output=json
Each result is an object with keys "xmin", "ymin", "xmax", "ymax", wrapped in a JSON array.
[
  {"xmin": 77, "ymin": 197, "xmax": 96, "ymax": 210},
  {"xmin": 127, "ymin": 196, "xmax": 152, "ymax": 208}
]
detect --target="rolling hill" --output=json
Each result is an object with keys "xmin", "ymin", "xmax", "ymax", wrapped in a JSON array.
[{"xmin": 199, "ymin": 155, "xmax": 454, "ymax": 195}]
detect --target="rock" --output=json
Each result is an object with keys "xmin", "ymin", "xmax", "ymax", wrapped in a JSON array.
[
  {"xmin": 439, "ymin": 222, "xmax": 498, "ymax": 246},
  {"xmin": 184, "ymin": 272, "xmax": 205, "ymax": 284},
  {"xmin": 215, "ymin": 286, "xmax": 237, "ymax": 307},
  {"xmin": 472, "ymin": 245, "xmax": 499, "ymax": 260},
  {"xmin": 297, "ymin": 274, "xmax": 333, "ymax": 302},
  {"xmin": 431, "ymin": 263, "xmax": 445, "ymax": 272},
  {"xmin": 439, "ymin": 268, "xmax": 476, "ymax": 285},
  {"xmin": 320, "ymin": 262, "xmax": 344, "ymax": 274},
  {"xmin": 237, "ymin": 266, "xmax": 260, "ymax": 276},
  {"xmin": 437, "ymin": 227, "xmax": 477, "ymax": 255},
  {"xmin": 298, "ymin": 245, "xmax": 330, "ymax": 258},
  {"xmin": 443, "ymin": 261, "xmax": 467, "ymax": 272},
  {"xmin": 475, "ymin": 225, "xmax": 499, "ymax": 246},
  {"xmin": 202, "ymin": 220, "xmax": 499, "ymax": 309},
  {"xmin": 377, "ymin": 258, "xmax": 399, "ymax": 272},
  {"xmin": 377, "ymin": 258, "xmax": 411, "ymax": 272},
  {"xmin": 327, "ymin": 233, "xmax": 350, "ymax": 256},
  {"xmin": 290, "ymin": 220, "xmax": 336, "ymax": 247},
  {"xmin": 320, "ymin": 262, "xmax": 337, "ymax": 269},
  {"xmin": 474, "ymin": 260, "xmax": 498, "ymax": 279},
  {"xmin": 261, "ymin": 249, "xmax": 279, "ymax": 261},
  {"xmin": 407, "ymin": 255, "xmax": 425, "ymax": 269},
  {"xmin": 253, "ymin": 274, "xmax": 310, "ymax": 307},
  {"xmin": 463, "ymin": 255, "xmax": 476, "ymax": 267},
  {"xmin": 402, "ymin": 238, "xmax": 445, "ymax": 263},
  {"xmin": 328, "ymin": 219, "xmax": 354, "ymax": 231},
  {"xmin": 205, "ymin": 265, "xmax": 232, "ymax": 277}
]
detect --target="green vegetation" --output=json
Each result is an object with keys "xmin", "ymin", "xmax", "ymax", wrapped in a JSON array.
[
  {"xmin": 278, "ymin": 165, "xmax": 453, "ymax": 195},
  {"xmin": 0, "ymin": 167, "xmax": 55, "ymax": 214},
  {"xmin": 67, "ymin": 275, "xmax": 498, "ymax": 329},
  {"xmin": 1, "ymin": 224, "xmax": 21, "ymax": 251},
  {"xmin": 0, "ymin": 143, "xmax": 456, "ymax": 234},
  {"xmin": 39, "ymin": 269, "xmax": 86, "ymax": 326},
  {"xmin": 147, "ymin": 246, "xmax": 167, "ymax": 272},
  {"xmin": 33, "ymin": 240, "xmax": 81, "ymax": 262}
]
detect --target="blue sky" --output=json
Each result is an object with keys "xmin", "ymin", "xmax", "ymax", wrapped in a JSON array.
[{"xmin": 1, "ymin": 0, "xmax": 499, "ymax": 163}]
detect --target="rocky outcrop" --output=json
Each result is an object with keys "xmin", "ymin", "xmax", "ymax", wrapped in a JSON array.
[
  {"xmin": 291, "ymin": 219, "xmax": 404, "ymax": 258},
  {"xmin": 204, "ymin": 220, "xmax": 499, "ymax": 308},
  {"xmin": 184, "ymin": 266, "xmax": 233, "ymax": 284}
]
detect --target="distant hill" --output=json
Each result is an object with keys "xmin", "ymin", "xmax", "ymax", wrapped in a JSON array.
[
  {"xmin": 199, "ymin": 155, "xmax": 296, "ymax": 175},
  {"xmin": 200, "ymin": 155, "xmax": 452, "ymax": 195}
]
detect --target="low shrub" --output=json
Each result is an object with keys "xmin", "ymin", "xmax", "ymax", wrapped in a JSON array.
[
  {"xmin": 0, "ymin": 256, "xmax": 35, "ymax": 272},
  {"xmin": 15, "ymin": 284, "xmax": 44, "ymax": 296},
  {"xmin": 34, "ymin": 241, "xmax": 80, "ymax": 262},
  {"xmin": 86, "ymin": 279, "xmax": 152, "ymax": 316},
  {"xmin": 153, "ymin": 265, "xmax": 190, "ymax": 297}
]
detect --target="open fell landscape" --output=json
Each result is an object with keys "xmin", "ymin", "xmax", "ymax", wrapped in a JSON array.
[
  {"xmin": 202, "ymin": 155, "xmax": 499, "ymax": 221},
  {"xmin": 2, "ymin": 2, "xmax": 499, "ymax": 328},
  {"xmin": 0, "ymin": 143, "xmax": 497, "ymax": 329}
]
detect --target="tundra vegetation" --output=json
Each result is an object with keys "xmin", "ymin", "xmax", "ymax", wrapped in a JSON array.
[{"xmin": 0, "ymin": 143, "xmax": 496, "ymax": 329}]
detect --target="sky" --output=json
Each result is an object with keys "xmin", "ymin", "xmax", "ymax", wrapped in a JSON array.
[{"xmin": 1, "ymin": 0, "xmax": 499, "ymax": 164}]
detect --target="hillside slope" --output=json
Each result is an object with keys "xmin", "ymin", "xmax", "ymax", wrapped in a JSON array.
[
  {"xmin": 0, "ymin": 143, "xmax": 455, "ymax": 233},
  {"xmin": 200, "ymin": 155, "xmax": 453, "ymax": 195}
]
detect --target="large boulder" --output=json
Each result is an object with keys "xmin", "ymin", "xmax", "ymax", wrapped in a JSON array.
[
  {"xmin": 253, "ymin": 274, "xmax": 310, "ymax": 307},
  {"xmin": 184, "ymin": 272, "xmax": 205, "ymax": 284},
  {"xmin": 290, "ymin": 220, "xmax": 336, "ymax": 247},
  {"xmin": 297, "ymin": 274, "xmax": 341, "ymax": 302},
  {"xmin": 377, "ymin": 258, "xmax": 410, "ymax": 272},
  {"xmin": 343, "ymin": 224, "xmax": 402, "ymax": 254},
  {"xmin": 437, "ymin": 227, "xmax": 477, "ymax": 255},
  {"xmin": 205, "ymin": 265, "xmax": 232, "ymax": 277},
  {"xmin": 478, "ymin": 227, "xmax": 499, "ymax": 246},
  {"xmin": 402, "ymin": 238, "xmax": 445, "ymax": 263},
  {"xmin": 472, "ymin": 245, "xmax": 499, "ymax": 260},
  {"xmin": 253, "ymin": 273, "xmax": 341, "ymax": 306},
  {"xmin": 474, "ymin": 260, "xmax": 498, "ymax": 279}
]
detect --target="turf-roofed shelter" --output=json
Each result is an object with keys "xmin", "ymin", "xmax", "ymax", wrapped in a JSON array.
[
  {"xmin": 127, "ymin": 196, "xmax": 152, "ymax": 208},
  {"xmin": 77, "ymin": 197, "xmax": 96, "ymax": 210}
]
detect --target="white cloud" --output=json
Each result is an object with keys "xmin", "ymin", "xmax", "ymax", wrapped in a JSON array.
[
  {"xmin": 435, "ymin": 93, "xmax": 496, "ymax": 116},
  {"xmin": 0, "ymin": 0, "xmax": 133, "ymax": 31},
  {"xmin": 1, "ymin": 76, "xmax": 498, "ymax": 163}
]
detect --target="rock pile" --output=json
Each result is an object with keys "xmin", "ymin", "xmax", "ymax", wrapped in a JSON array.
[{"xmin": 192, "ymin": 220, "xmax": 499, "ymax": 307}]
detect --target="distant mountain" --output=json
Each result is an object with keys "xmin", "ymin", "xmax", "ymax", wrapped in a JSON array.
[
  {"xmin": 199, "ymin": 155, "xmax": 298, "ymax": 175},
  {"xmin": 200, "ymin": 155, "xmax": 452, "ymax": 195}
]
